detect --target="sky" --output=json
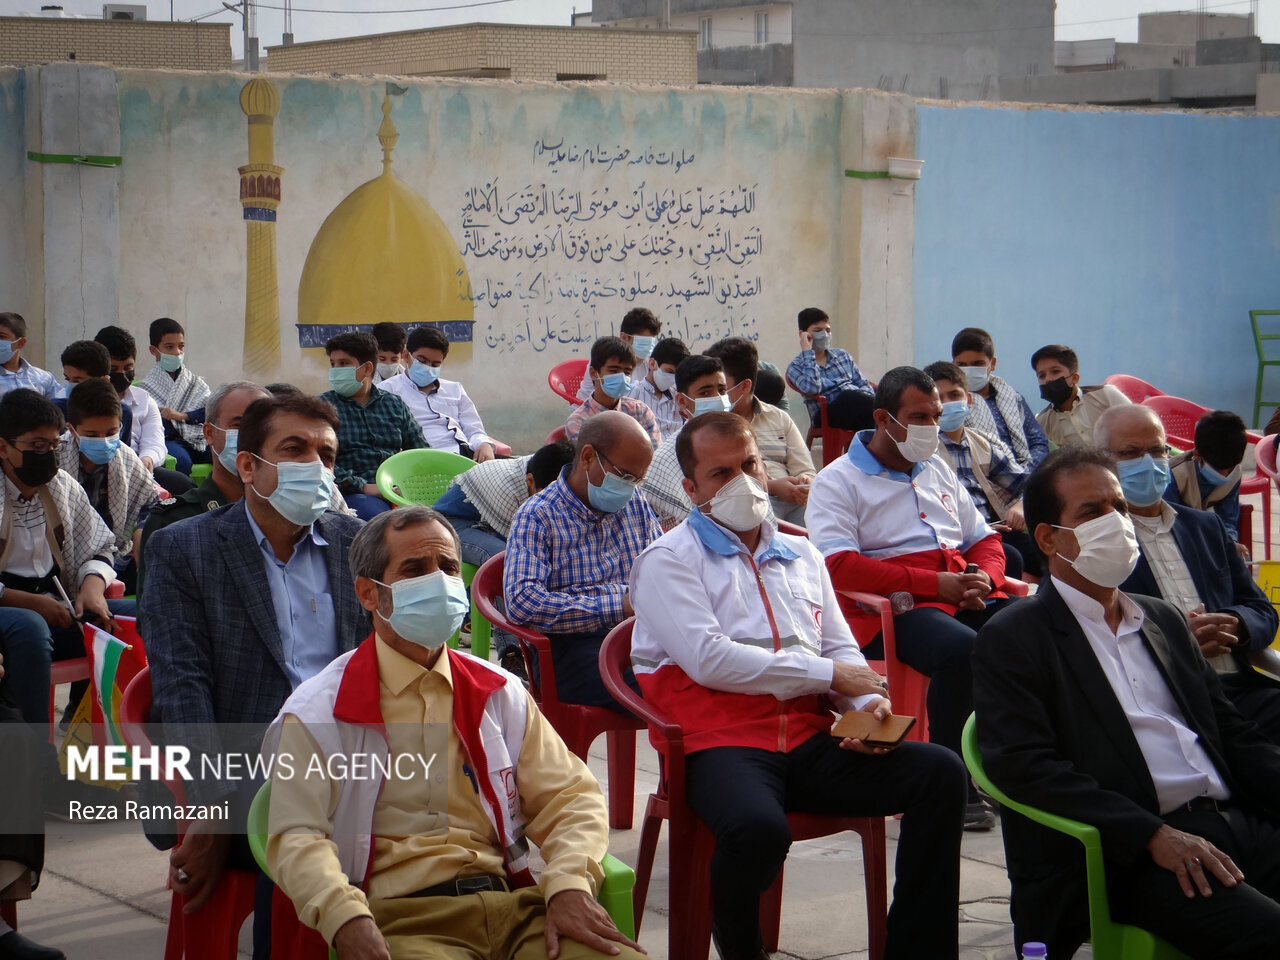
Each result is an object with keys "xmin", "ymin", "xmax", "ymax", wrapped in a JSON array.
[{"xmin": 1, "ymin": 0, "xmax": 1274, "ymax": 57}]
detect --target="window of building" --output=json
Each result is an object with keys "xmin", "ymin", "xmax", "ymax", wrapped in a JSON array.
[
  {"xmin": 699, "ymin": 17, "xmax": 712, "ymax": 50},
  {"xmin": 557, "ymin": 73, "xmax": 605, "ymax": 81},
  {"xmin": 755, "ymin": 11, "xmax": 769, "ymax": 44}
]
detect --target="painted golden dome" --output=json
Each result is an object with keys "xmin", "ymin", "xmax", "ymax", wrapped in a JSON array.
[
  {"xmin": 239, "ymin": 77, "xmax": 280, "ymax": 118},
  {"xmin": 297, "ymin": 95, "xmax": 473, "ymax": 350}
]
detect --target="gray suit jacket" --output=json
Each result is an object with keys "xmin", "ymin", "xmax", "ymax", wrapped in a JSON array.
[{"xmin": 139, "ymin": 500, "xmax": 369, "ymax": 805}]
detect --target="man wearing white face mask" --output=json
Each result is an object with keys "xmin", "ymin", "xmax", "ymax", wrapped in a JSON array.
[
  {"xmin": 630, "ymin": 412, "xmax": 967, "ymax": 960},
  {"xmin": 808, "ymin": 365, "xmax": 1013, "ymax": 830},
  {"xmin": 973, "ymin": 447, "xmax": 1280, "ymax": 960},
  {"xmin": 264, "ymin": 506, "xmax": 643, "ymax": 960},
  {"xmin": 140, "ymin": 392, "xmax": 370, "ymax": 933}
]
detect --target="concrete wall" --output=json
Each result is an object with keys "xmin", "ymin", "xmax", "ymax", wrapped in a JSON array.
[
  {"xmin": 912, "ymin": 102, "xmax": 1280, "ymax": 424},
  {"xmin": 0, "ymin": 18, "xmax": 231, "ymax": 71},
  {"xmin": 0, "ymin": 70, "xmax": 28, "ymax": 343},
  {"xmin": 1139, "ymin": 12, "xmax": 1253, "ymax": 46},
  {"xmin": 267, "ymin": 23, "xmax": 698, "ymax": 85}
]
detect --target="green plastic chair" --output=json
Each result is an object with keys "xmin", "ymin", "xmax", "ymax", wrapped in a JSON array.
[
  {"xmin": 190, "ymin": 463, "xmax": 213, "ymax": 483},
  {"xmin": 247, "ymin": 779, "xmax": 637, "ymax": 952},
  {"xmin": 960, "ymin": 716, "xmax": 1190, "ymax": 960},
  {"xmin": 1250, "ymin": 309, "xmax": 1280, "ymax": 428},
  {"xmin": 163, "ymin": 454, "xmax": 177, "ymax": 471},
  {"xmin": 374, "ymin": 449, "xmax": 491, "ymax": 660}
]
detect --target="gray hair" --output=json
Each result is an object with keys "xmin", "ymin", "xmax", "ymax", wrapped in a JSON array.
[
  {"xmin": 1093, "ymin": 403, "xmax": 1163, "ymax": 454},
  {"xmin": 348, "ymin": 506, "xmax": 462, "ymax": 582},
  {"xmin": 207, "ymin": 380, "xmax": 269, "ymax": 426}
]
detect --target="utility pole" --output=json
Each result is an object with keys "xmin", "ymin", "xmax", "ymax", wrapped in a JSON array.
[{"xmin": 222, "ymin": 0, "xmax": 259, "ymax": 72}]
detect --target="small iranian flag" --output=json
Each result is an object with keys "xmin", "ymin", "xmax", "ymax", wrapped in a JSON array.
[{"xmin": 88, "ymin": 623, "xmax": 133, "ymax": 747}]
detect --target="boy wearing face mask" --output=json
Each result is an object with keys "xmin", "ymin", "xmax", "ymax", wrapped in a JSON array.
[
  {"xmin": 1032, "ymin": 343, "xmax": 1130, "ymax": 449},
  {"xmin": 93, "ymin": 325, "xmax": 169, "ymax": 480},
  {"xmin": 0, "ymin": 312, "xmax": 58, "ymax": 401},
  {"xmin": 1164, "ymin": 409, "xmax": 1248, "ymax": 553},
  {"xmin": 56, "ymin": 340, "xmax": 136, "ymax": 449},
  {"xmin": 574, "ymin": 307, "xmax": 663, "ymax": 402},
  {"xmin": 951, "ymin": 326, "xmax": 1050, "ymax": 470},
  {"xmin": 136, "ymin": 317, "xmax": 212, "ymax": 476},
  {"xmin": 564, "ymin": 337, "xmax": 663, "ymax": 449},
  {"xmin": 786, "ymin": 306, "xmax": 876, "ymax": 432},
  {"xmin": 370, "ymin": 321, "xmax": 408, "ymax": 384},
  {"xmin": 380, "ymin": 326, "xmax": 497, "ymax": 462},
  {"xmin": 807, "ymin": 366, "xmax": 1013, "ymax": 831},
  {"xmin": 57, "ymin": 380, "xmax": 158, "ymax": 597},
  {"xmin": 627, "ymin": 336, "xmax": 689, "ymax": 438}
]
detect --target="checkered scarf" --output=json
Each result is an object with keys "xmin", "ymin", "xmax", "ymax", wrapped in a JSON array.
[
  {"xmin": 59, "ymin": 440, "xmax": 160, "ymax": 556},
  {"xmin": 964, "ymin": 375, "xmax": 1031, "ymax": 464},
  {"xmin": 0, "ymin": 470, "xmax": 117, "ymax": 580},
  {"xmin": 454, "ymin": 455, "xmax": 532, "ymax": 538},
  {"xmin": 139, "ymin": 365, "xmax": 211, "ymax": 450}
]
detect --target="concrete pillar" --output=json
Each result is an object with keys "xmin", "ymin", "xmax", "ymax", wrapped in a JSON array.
[
  {"xmin": 26, "ymin": 63, "xmax": 121, "ymax": 368},
  {"xmin": 833, "ymin": 89, "xmax": 917, "ymax": 376}
]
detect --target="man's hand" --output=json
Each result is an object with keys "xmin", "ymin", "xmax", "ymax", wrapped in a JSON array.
[
  {"xmin": 1234, "ymin": 541, "xmax": 1251, "ymax": 560},
  {"xmin": 1003, "ymin": 500, "xmax": 1026, "ymax": 532},
  {"xmin": 836, "ymin": 696, "xmax": 898, "ymax": 755},
  {"xmin": 545, "ymin": 889, "xmax": 645, "ymax": 959},
  {"xmin": 1147, "ymin": 823, "xmax": 1243, "ymax": 898},
  {"xmin": 142, "ymin": 456, "xmax": 155, "ymax": 473},
  {"xmin": 831, "ymin": 662, "xmax": 889, "ymax": 699},
  {"xmin": 75, "ymin": 576, "xmax": 114, "ymax": 631},
  {"xmin": 332, "ymin": 916, "xmax": 391, "ymax": 960},
  {"xmin": 621, "ymin": 594, "xmax": 635, "ymax": 619},
  {"xmin": 362, "ymin": 483, "xmax": 381, "ymax": 497},
  {"xmin": 159, "ymin": 406, "xmax": 188, "ymax": 423},
  {"xmin": 798, "ymin": 330, "xmax": 814, "ymax": 351},
  {"xmin": 25, "ymin": 592, "xmax": 75, "ymax": 629},
  {"xmin": 1187, "ymin": 605, "xmax": 1240, "ymax": 659},
  {"xmin": 767, "ymin": 476, "xmax": 809, "ymax": 505},
  {"xmin": 170, "ymin": 821, "xmax": 231, "ymax": 914},
  {"xmin": 474, "ymin": 443, "xmax": 496, "ymax": 463},
  {"xmin": 936, "ymin": 571, "xmax": 991, "ymax": 610}
]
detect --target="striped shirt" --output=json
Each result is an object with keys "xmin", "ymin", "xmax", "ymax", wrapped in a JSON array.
[
  {"xmin": 939, "ymin": 430, "xmax": 1028, "ymax": 522},
  {"xmin": 0, "ymin": 359, "xmax": 59, "ymax": 400},
  {"xmin": 504, "ymin": 470, "xmax": 660, "ymax": 634},
  {"xmin": 565, "ymin": 395, "xmax": 663, "ymax": 449}
]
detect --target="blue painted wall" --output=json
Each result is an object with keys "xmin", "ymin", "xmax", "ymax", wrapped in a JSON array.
[{"xmin": 913, "ymin": 103, "xmax": 1280, "ymax": 427}]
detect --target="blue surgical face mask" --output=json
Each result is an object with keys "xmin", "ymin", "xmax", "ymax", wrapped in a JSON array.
[
  {"xmin": 598, "ymin": 372, "xmax": 632, "ymax": 400},
  {"xmin": 0, "ymin": 339, "xmax": 14, "ymax": 365},
  {"xmin": 374, "ymin": 570, "xmax": 469, "ymax": 650},
  {"xmin": 1198, "ymin": 460, "xmax": 1234, "ymax": 487},
  {"xmin": 631, "ymin": 336, "xmax": 656, "ymax": 361},
  {"xmin": 691, "ymin": 393, "xmax": 732, "ymax": 416},
  {"xmin": 211, "ymin": 424, "xmax": 239, "ymax": 475},
  {"xmin": 938, "ymin": 400, "xmax": 970, "ymax": 433},
  {"xmin": 77, "ymin": 433, "xmax": 121, "ymax": 466},
  {"xmin": 250, "ymin": 454, "xmax": 335, "ymax": 527},
  {"xmin": 587, "ymin": 454, "xmax": 639, "ymax": 513},
  {"xmin": 328, "ymin": 365, "xmax": 365, "ymax": 398},
  {"xmin": 1117, "ymin": 454, "xmax": 1172, "ymax": 508},
  {"xmin": 158, "ymin": 352, "xmax": 184, "ymax": 374},
  {"xmin": 408, "ymin": 360, "xmax": 441, "ymax": 388}
]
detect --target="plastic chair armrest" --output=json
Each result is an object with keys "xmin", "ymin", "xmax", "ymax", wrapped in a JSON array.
[{"xmin": 598, "ymin": 853, "xmax": 637, "ymax": 940}]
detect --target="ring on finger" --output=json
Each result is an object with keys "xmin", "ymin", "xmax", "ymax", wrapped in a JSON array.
[{"xmin": 176, "ymin": 868, "xmax": 190, "ymax": 883}]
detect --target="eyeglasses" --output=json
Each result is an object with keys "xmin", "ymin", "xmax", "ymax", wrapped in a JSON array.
[
  {"xmin": 597, "ymin": 449, "xmax": 644, "ymax": 485},
  {"xmin": 1104, "ymin": 443, "xmax": 1172, "ymax": 461},
  {"xmin": 9, "ymin": 439, "xmax": 63, "ymax": 454}
]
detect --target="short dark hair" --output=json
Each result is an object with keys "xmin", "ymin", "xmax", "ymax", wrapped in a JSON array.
[
  {"xmin": 0, "ymin": 388, "xmax": 63, "ymax": 440},
  {"xmin": 620, "ymin": 308, "xmax": 660, "ymax": 336},
  {"xmin": 94, "ymin": 325, "xmax": 136, "ymax": 361},
  {"xmin": 676, "ymin": 411, "xmax": 755, "ymax": 480},
  {"xmin": 66, "ymin": 378, "xmax": 121, "ymax": 426},
  {"xmin": 1031, "ymin": 344, "xmax": 1079, "ymax": 374},
  {"xmin": 675, "ymin": 355, "xmax": 723, "ymax": 395},
  {"xmin": 265, "ymin": 382, "xmax": 304, "ymax": 397},
  {"xmin": 651, "ymin": 337, "xmax": 690, "ymax": 368},
  {"xmin": 348, "ymin": 505, "xmax": 461, "ymax": 582},
  {"xmin": 753, "ymin": 364, "xmax": 786, "ymax": 406},
  {"xmin": 0, "ymin": 312, "xmax": 28, "ymax": 340},
  {"xmin": 873, "ymin": 366, "xmax": 936, "ymax": 414},
  {"xmin": 923, "ymin": 360, "xmax": 967, "ymax": 391},
  {"xmin": 237, "ymin": 394, "xmax": 340, "ymax": 460},
  {"xmin": 1196, "ymin": 410, "xmax": 1248, "ymax": 471},
  {"xmin": 797, "ymin": 307, "xmax": 828, "ymax": 332},
  {"xmin": 951, "ymin": 327, "xmax": 994, "ymax": 359},
  {"xmin": 149, "ymin": 317, "xmax": 184, "ymax": 347},
  {"xmin": 703, "ymin": 337, "xmax": 758, "ymax": 388},
  {"xmin": 1023, "ymin": 447, "xmax": 1118, "ymax": 546},
  {"xmin": 527, "ymin": 440, "xmax": 575, "ymax": 490},
  {"xmin": 324, "ymin": 331, "xmax": 377, "ymax": 368},
  {"xmin": 589, "ymin": 336, "xmax": 635, "ymax": 372},
  {"xmin": 407, "ymin": 325, "xmax": 450, "ymax": 357},
  {"xmin": 371, "ymin": 322, "xmax": 407, "ymax": 354},
  {"xmin": 61, "ymin": 340, "xmax": 111, "ymax": 378}
]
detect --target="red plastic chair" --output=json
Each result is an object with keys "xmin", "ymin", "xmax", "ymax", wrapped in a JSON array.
[
  {"xmin": 787, "ymin": 375, "xmax": 855, "ymax": 467},
  {"xmin": 1141, "ymin": 395, "xmax": 1209, "ymax": 451},
  {"xmin": 1254, "ymin": 435, "xmax": 1280, "ymax": 560},
  {"xmin": 1104, "ymin": 374, "xmax": 1165, "ymax": 404},
  {"xmin": 549, "ymin": 359, "xmax": 590, "ymax": 406},
  {"xmin": 471, "ymin": 553, "xmax": 641, "ymax": 829},
  {"xmin": 599, "ymin": 620, "xmax": 888, "ymax": 960},
  {"xmin": 544, "ymin": 424, "xmax": 568, "ymax": 445},
  {"xmin": 119, "ymin": 668, "xmax": 259, "ymax": 960}
]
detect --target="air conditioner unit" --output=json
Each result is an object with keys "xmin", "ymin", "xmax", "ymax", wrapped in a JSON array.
[{"xmin": 103, "ymin": 3, "xmax": 147, "ymax": 20}]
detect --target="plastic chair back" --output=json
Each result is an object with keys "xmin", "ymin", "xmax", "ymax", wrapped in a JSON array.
[
  {"xmin": 1103, "ymin": 374, "xmax": 1165, "ymax": 404},
  {"xmin": 1141, "ymin": 395, "xmax": 1209, "ymax": 452},
  {"xmin": 961, "ymin": 716, "xmax": 1189, "ymax": 960},
  {"xmin": 786, "ymin": 374, "xmax": 856, "ymax": 466},
  {"xmin": 549, "ymin": 359, "xmax": 590, "ymax": 406},
  {"xmin": 1250, "ymin": 309, "xmax": 1280, "ymax": 427},
  {"xmin": 375, "ymin": 448, "xmax": 474, "ymax": 507},
  {"xmin": 545, "ymin": 425, "xmax": 568, "ymax": 445}
]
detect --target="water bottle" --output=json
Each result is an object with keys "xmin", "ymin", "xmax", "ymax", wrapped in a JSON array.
[
  {"xmin": 1021, "ymin": 942, "xmax": 1048, "ymax": 960},
  {"xmin": 888, "ymin": 591, "xmax": 914, "ymax": 615}
]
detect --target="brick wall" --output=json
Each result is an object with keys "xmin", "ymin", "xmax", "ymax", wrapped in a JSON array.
[
  {"xmin": 267, "ymin": 23, "xmax": 698, "ymax": 85},
  {"xmin": 0, "ymin": 18, "xmax": 231, "ymax": 71}
]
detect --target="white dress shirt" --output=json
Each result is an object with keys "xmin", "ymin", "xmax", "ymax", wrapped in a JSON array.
[
  {"xmin": 378, "ymin": 374, "xmax": 492, "ymax": 456},
  {"xmin": 122, "ymin": 385, "xmax": 167, "ymax": 468},
  {"xmin": 1053, "ymin": 575, "xmax": 1230, "ymax": 814}
]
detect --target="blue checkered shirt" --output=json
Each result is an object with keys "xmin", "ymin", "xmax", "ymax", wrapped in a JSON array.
[
  {"xmin": 940, "ymin": 430, "xmax": 1029, "ymax": 521},
  {"xmin": 786, "ymin": 348, "xmax": 874, "ymax": 422},
  {"xmin": 0, "ymin": 359, "xmax": 59, "ymax": 400},
  {"xmin": 504, "ymin": 469, "xmax": 660, "ymax": 634}
]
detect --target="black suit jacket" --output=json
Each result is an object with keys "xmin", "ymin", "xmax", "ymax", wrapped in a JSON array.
[
  {"xmin": 973, "ymin": 579, "xmax": 1280, "ymax": 954},
  {"xmin": 1122, "ymin": 502, "xmax": 1277, "ymax": 657}
]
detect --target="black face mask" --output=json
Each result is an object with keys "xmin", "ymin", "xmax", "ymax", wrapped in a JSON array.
[
  {"xmin": 109, "ymin": 371, "xmax": 133, "ymax": 395},
  {"xmin": 1039, "ymin": 377, "xmax": 1074, "ymax": 407},
  {"xmin": 11, "ymin": 449, "xmax": 59, "ymax": 487}
]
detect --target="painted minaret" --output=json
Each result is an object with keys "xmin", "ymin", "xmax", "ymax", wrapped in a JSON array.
[{"xmin": 239, "ymin": 77, "xmax": 283, "ymax": 379}]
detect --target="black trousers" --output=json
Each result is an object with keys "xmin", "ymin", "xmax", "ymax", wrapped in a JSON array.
[
  {"xmin": 685, "ymin": 734, "xmax": 966, "ymax": 960},
  {"xmin": 544, "ymin": 631, "xmax": 639, "ymax": 714},
  {"xmin": 1107, "ymin": 806, "xmax": 1280, "ymax": 960},
  {"xmin": 1220, "ymin": 669, "xmax": 1280, "ymax": 746},
  {"xmin": 822, "ymin": 390, "xmax": 876, "ymax": 432}
]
